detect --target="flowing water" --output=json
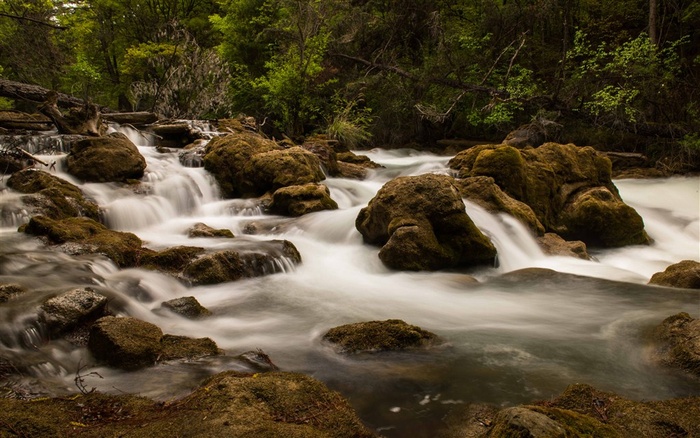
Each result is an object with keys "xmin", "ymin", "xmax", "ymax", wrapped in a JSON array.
[{"xmin": 1, "ymin": 128, "xmax": 699, "ymax": 436}]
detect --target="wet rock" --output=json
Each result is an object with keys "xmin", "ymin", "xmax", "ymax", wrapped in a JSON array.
[
  {"xmin": 23, "ymin": 215, "xmax": 143, "ymax": 268},
  {"xmin": 503, "ymin": 123, "xmax": 548, "ymax": 148},
  {"xmin": 182, "ymin": 240, "xmax": 302, "ymax": 285},
  {"xmin": 178, "ymin": 139, "xmax": 207, "ymax": 167},
  {"xmin": 159, "ymin": 334, "xmax": 220, "ymax": 360},
  {"xmin": 88, "ymin": 316, "xmax": 163, "ymax": 370},
  {"xmin": 454, "ymin": 176, "xmax": 544, "ymax": 235},
  {"xmin": 558, "ymin": 187, "xmax": 648, "ymax": 247},
  {"xmin": 302, "ymin": 136, "xmax": 340, "ymax": 176},
  {"xmin": 649, "ymin": 260, "xmax": 700, "ymax": 289},
  {"xmin": 7, "ymin": 169, "xmax": 100, "ymax": 220},
  {"xmin": 652, "ymin": 312, "xmax": 700, "ymax": 377},
  {"xmin": 186, "ymin": 222, "xmax": 234, "ymax": 238},
  {"xmin": 0, "ymin": 371, "xmax": 376, "ymax": 437},
  {"xmin": 356, "ymin": 173, "xmax": 496, "ymax": 271},
  {"xmin": 323, "ymin": 319, "xmax": 441, "ymax": 354},
  {"xmin": 65, "ymin": 132, "xmax": 146, "ymax": 182},
  {"xmin": 0, "ymin": 283, "xmax": 28, "ymax": 303},
  {"xmin": 536, "ymin": 233, "xmax": 590, "ymax": 259},
  {"xmin": 488, "ymin": 406, "xmax": 568, "ymax": 437},
  {"xmin": 449, "ymin": 142, "xmax": 648, "ymax": 248},
  {"xmin": 241, "ymin": 146, "xmax": 325, "ymax": 195},
  {"xmin": 269, "ymin": 183, "xmax": 338, "ymax": 216},
  {"xmin": 160, "ymin": 296, "xmax": 211, "ymax": 319},
  {"xmin": 138, "ymin": 245, "xmax": 205, "ymax": 274},
  {"xmin": 237, "ymin": 349, "xmax": 279, "ymax": 371},
  {"xmin": 38, "ymin": 288, "xmax": 108, "ymax": 338}
]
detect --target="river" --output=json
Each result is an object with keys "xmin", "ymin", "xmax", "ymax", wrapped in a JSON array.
[{"xmin": 1, "ymin": 127, "xmax": 699, "ymax": 436}]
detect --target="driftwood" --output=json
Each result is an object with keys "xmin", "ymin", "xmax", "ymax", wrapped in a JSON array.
[
  {"xmin": 102, "ymin": 112, "xmax": 158, "ymax": 126},
  {"xmin": 38, "ymin": 92, "xmax": 103, "ymax": 136},
  {"xmin": 0, "ymin": 78, "xmax": 109, "ymax": 111}
]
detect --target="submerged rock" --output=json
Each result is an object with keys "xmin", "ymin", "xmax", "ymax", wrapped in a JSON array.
[
  {"xmin": 0, "ymin": 371, "xmax": 376, "ymax": 437},
  {"xmin": 649, "ymin": 260, "xmax": 700, "ymax": 289},
  {"xmin": 537, "ymin": 233, "xmax": 590, "ymax": 259},
  {"xmin": 65, "ymin": 132, "xmax": 146, "ymax": 182},
  {"xmin": 159, "ymin": 296, "xmax": 212, "ymax": 319},
  {"xmin": 7, "ymin": 169, "xmax": 100, "ymax": 220},
  {"xmin": 356, "ymin": 173, "xmax": 496, "ymax": 271},
  {"xmin": 0, "ymin": 283, "xmax": 28, "ymax": 303},
  {"xmin": 448, "ymin": 142, "xmax": 649, "ymax": 248},
  {"xmin": 269, "ymin": 183, "xmax": 338, "ymax": 216},
  {"xmin": 323, "ymin": 319, "xmax": 441, "ymax": 353},
  {"xmin": 23, "ymin": 215, "xmax": 143, "ymax": 268},
  {"xmin": 186, "ymin": 222, "xmax": 234, "ymax": 238},
  {"xmin": 652, "ymin": 312, "xmax": 700, "ymax": 378}
]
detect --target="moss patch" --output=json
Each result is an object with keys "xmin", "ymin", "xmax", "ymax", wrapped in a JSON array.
[{"xmin": 323, "ymin": 319, "xmax": 441, "ymax": 353}]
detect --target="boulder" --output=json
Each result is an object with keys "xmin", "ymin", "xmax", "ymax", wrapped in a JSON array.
[
  {"xmin": 240, "ymin": 146, "xmax": 325, "ymax": 196},
  {"xmin": 302, "ymin": 136, "xmax": 341, "ymax": 176},
  {"xmin": 0, "ymin": 371, "xmax": 376, "ymax": 437},
  {"xmin": 269, "ymin": 183, "xmax": 338, "ymax": 216},
  {"xmin": 557, "ymin": 187, "xmax": 648, "ymax": 247},
  {"xmin": 38, "ymin": 288, "xmax": 108, "ymax": 338},
  {"xmin": 536, "ymin": 233, "xmax": 590, "ymax": 259},
  {"xmin": 65, "ymin": 132, "xmax": 146, "ymax": 182},
  {"xmin": 182, "ymin": 240, "xmax": 302, "ymax": 285},
  {"xmin": 649, "ymin": 260, "xmax": 700, "ymax": 289},
  {"xmin": 159, "ymin": 296, "xmax": 211, "ymax": 319},
  {"xmin": 448, "ymin": 143, "xmax": 648, "ymax": 248},
  {"xmin": 356, "ymin": 173, "xmax": 496, "ymax": 271},
  {"xmin": 23, "ymin": 215, "xmax": 143, "ymax": 268},
  {"xmin": 0, "ymin": 283, "xmax": 28, "ymax": 303},
  {"xmin": 487, "ymin": 406, "xmax": 568, "ymax": 437},
  {"xmin": 454, "ymin": 176, "xmax": 544, "ymax": 235},
  {"xmin": 138, "ymin": 245, "xmax": 205, "ymax": 274},
  {"xmin": 7, "ymin": 169, "xmax": 99, "ymax": 220},
  {"xmin": 88, "ymin": 316, "xmax": 221, "ymax": 370},
  {"xmin": 186, "ymin": 222, "xmax": 234, "ymax": 238},
  {"xmin": 202, "ymin": 131, "xmax": 282, "ymax": 198},
  {"xmin": 323, "ymin": 319, "xmax": 441, "ymax": 354},
  {"xmin": 178, "ymin": 139, "xmax": 207, "ymax": 168},
  {"xmin": 652, "ymin": 312, "xmax": 700, "ymax": 377},
  {"xmin": 88, "ymin": 316, "xmax": 163, "ymax": 370}
]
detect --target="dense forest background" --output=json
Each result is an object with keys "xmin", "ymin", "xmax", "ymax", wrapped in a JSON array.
[{"xmin": 1, "ymin": 0, "xmax": 699, "ymax": 165}]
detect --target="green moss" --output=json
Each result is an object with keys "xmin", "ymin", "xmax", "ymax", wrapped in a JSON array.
[
  {"xmin": 471, "ymin": 145, "xmax": 527, "ymax": 200},
  {"xmin": 323, "ymin": 319, "xmax": 440, "ymax": 353},
  {"xmin": 160, "ymin": 334, "xmax": 221, "ymax": 360},
  {"xmin": 139, "ymin": 245, "xmax": 205, "ymax": 273}
]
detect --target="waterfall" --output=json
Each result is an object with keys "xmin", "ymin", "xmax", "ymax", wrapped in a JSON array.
[{"xmin": 0, "ymin": 127, "xmax": 698, "ymax": 437}]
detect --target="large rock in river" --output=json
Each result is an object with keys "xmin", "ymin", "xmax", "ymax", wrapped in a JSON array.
[
  {"xmin": 7, "ymin": 169, "xmax": 99, "ymax": 220},
  {"xmin": 269, "ymin": 183, "xmax": 338, "ymax": 216},
  {"xmin": 649, "ymin": 260, "xmax": 700, "ymax": 289},
  {"xmin": 448, "ymin": 143, "xmax": 649, "ymax": 248},
  {"xmin": 203, "ymin": 131, "xmax": 325, "ymax": 198},
  {"xmin": 356, "ymin": 173, "xmax": 496, "ymax": 271},
  {"xmin": 65, "ymin": 132, "xmax": 146, "ymax": 182},
  {"xmin": 323, "ymin": 319, "xmax": 441, "ymax": 354},
  {"xmin": 652, "ymin": 312, "xmax": 700, "ymax": 378}
]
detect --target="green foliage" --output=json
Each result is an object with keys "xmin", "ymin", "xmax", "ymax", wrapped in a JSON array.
[{"xmin": 326, "ymin": 96, "xmax": 373, "ymax": 149}]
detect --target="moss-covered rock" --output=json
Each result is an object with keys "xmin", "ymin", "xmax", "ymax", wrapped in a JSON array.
[
  {"xmin": 241, "ymin": 146, "xmax": 325, "ymax": 195},
  {"xmin": 23, "ymin": 215, "xmax": 143, "ymax": 267},
  {"xmin": 0, "ymin": 371, "xmax": 376, "ymax": 437},
  {"xmin": 356, "ymin": 173, "xmax": 496, "ymax": 271},
  {"xmin": 7, "ymin": 169, "xmax": 99, "ymax": 220},
  {"xmin": 448, "ymin": 143, "xmax": 647, "ymax": 248},
  {"xmin": 323, "ymin": 319, "xmax": 441, "ymax": 354},
  {"xmin": 159, "ymin": 296, "xmax": 212, "ymax": 319},
  {"xmin": 39, "ymin": 288, "xmax": 109, "ymax": 338},
  {"xmin": 65, "ymin": 132, "xmax": 146, "ymax": 182},
  {"xmin": 269, "ymin": 183, "xmax": 339, "ymax": 216},
  {"xmin": 159, "ymin": 334, "xmax": 220, "ymax": 360},
  {"xmin": 137, "ymin": 245, "xmax": 205, "ymax": 273},
  {"xmin": 302, "ymin": 136, "xmax": 341, "ymax": 176},
  {"xmin": 186, "ymin": 222, "xmax": 234, "ymax": 238},
  {"xmin": 182, "ymin": 240, "xmax": 302, "ymax": 285},
  {"xmin": 652, "ymin": 312, "xmax": 700, "ymax": 378},
  {"xmin": 454, "ymin": 176, "xmax": 544, "ymax": 236},
  {"xmin": 649, "ymin": 260, "xmax": 700, "ymax": 289}
]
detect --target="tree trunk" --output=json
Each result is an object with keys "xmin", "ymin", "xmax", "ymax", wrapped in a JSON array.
[
  {"xmin": 0, "ymin": 78, "xmax": 110, "ymax": 112},
  {"xmin": 38, "ymin": 92, "xmax": 103, "ymax": 136},
  {"xmin": 649, "ymin": 0, "xmax": 658, "ymax": 46}
]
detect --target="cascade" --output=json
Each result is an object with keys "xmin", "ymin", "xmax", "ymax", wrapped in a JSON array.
[{"xmin": 0, "ymin": 124, "xmax": 698, "ymax": 437}]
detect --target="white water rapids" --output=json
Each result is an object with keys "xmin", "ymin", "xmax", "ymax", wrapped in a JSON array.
[{"xmin": 1, "ymin": 127, "xmax": 699, "ymax": 436}]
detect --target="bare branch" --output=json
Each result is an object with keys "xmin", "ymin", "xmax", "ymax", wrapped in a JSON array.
[{"xmin": 0, "ymin": 12, "xmax": 67, "ymax": 30}]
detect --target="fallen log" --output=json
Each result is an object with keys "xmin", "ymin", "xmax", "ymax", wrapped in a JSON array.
[
  {"xmin": 102, "ymin": 112, "xmax": 158, "ymax": 126},
  {"xmin": 0, "ymin": 78, "xmax": 110, "ymax": 112},
  {"xmin": 39, "ymin": 92, "xmax": 103, "ymax": 136}
]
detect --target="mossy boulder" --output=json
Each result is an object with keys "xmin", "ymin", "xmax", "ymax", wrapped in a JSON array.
[
  {"xmin": 536, "ymin": 233, "xmax": 590, "ymax": 259},
  {"xmin": 356, "ymin": 173, "xmax": 496, "ymax": 271},
  {"xmin": 23, "ymin": 215, "xmax": 143, "ymax": 267},
  {"xmin": 323, "ymin": 319, "xmax": 441, "ymax": 354},
  {"xmin": 204, "ymin": 131, "xmax": 326, "ymax": 198},
  {"xmin": 182, "ymin": 240, "xmax": 302, "ymax": 285},
  {"xmin": 138, "ymin": 245, "xmax": 205, "ymax": 273},
  {"xmin": 448, "ymin": 142, "xmax": 648, "ymax": 248},
  {"xmin": 269, "ymin": 183, "xmax": 339, "ymax": 216},
  {"xmin": 454, "ymin": 176, "xmax": 544, "ymax": 235},
  {"xmin": 38, "ymin": 288, "xmax": 109, "ymax": 338},
  {"xmin": 302, "ymin": 137, "xmax": 341, "ymax": 176},
  {"xmin": 88, "ymin": 316, "xmax": 220, "ymax": 370},
  {"xmin": 159, "ymin": 296, "xmax": 212, "ymax": 319},
  {"xmin": 187, "ymin": 222, "xmax": 234, "ymax": 238},
  {"xmin": 652, "ymin": 312, "xmax": 700, "ymax": 377},
  {"xmin": 0, "ymin": 371, "xmax": 376, "ymax": 437},
  {"xmin": 65, "ymin": 132, "xmax": 146, "ymax": 182},
  {"xmin": 649, "ymin": 260, "xmax": 700, "ymax": 289},
  {"xmin": 7, "ymin": 169, "xmax": 99, "ymax": 220}
]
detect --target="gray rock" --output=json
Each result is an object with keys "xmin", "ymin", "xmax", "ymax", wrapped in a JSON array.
[{"xmin": 39, "ymin": 288, "xmax": 108, "ymax": 337}]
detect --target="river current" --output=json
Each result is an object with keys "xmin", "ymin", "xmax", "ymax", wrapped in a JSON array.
[{"xmin": 1, "ymin": 127, "xmax": 699, "ymax": 436}]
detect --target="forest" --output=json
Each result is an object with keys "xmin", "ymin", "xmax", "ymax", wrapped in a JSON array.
[{"xmin": 1, "ymin": 0, "xmax": 699, "ymax": 168}]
